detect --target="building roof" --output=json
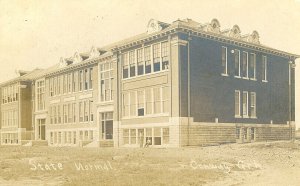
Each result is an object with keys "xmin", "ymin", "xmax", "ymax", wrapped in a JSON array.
[
  {"xmin": 1, "ymin": 18, "xmax": 299, "ymax": 86},
  {"xmin": 0, "ymin": 68, "xmax": 45, "ymax": 87},
  {"xmin": 100, "ymin": 18, "xmax": 300, "ymax": 59}
]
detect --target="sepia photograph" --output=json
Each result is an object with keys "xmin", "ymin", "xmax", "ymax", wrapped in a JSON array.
[{"xmin": 0, "ymin": 0, "xmax": 300, "ymax": 185}]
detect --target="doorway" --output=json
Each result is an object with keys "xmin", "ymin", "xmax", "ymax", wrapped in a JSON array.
[
  {"xmin": 37, "ymin": 119, "xmax": 46, "ymax": 140},
  {"xmin": 100, "ymin": 112, "xmax": 113, "ymax": 140}
]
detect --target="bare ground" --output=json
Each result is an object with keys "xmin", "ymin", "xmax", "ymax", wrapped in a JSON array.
[{"xmin": 0, "ymin": 141, "xmax": 300, "ymax": 186}]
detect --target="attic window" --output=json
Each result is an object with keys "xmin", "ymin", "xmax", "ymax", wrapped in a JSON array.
[
  {"xmin": 66, "ymin": 61, "xmax": 73, "ymax": 65},
  {"xmin": 212, "ymin": 23, "xmax": 216, "ymax": 28},
  {"xmin": 82, "ymin": 56, "xmax": 89, "ymax": 60}
]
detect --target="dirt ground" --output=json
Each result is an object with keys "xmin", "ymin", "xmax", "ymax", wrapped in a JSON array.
[{"xmin": 0, "ymin": 141, "xmax": 300, "ymax": 186}]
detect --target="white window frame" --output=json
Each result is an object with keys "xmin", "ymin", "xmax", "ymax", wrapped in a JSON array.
[
  {"xmin": 262, "ymin": 56, "xmax": 268, "ymax": 82},
  {"xmin": 242, "ymin": 91, "xmax": 249, "ymax": 117},
  {"xmin": 221, "ymin": 46, "xmax": 228, "ymax": 76},
  {"xmin": 235, "ymin": 90, "xmax": 241, "ymax": 117},
  {"xmin": 234, "ymin": 49, "xmax": 241, "ymax": 78},
  {"xmin": 249, "ymin": 53, "xmax": 256, "ymax": 80},
  {"xmin": 250, "ymin": 92, "xmax": 256, "ymax": 118},
  {"xmin": 242, "ymin": 51, "xmax": 249, "ymax": 79}
]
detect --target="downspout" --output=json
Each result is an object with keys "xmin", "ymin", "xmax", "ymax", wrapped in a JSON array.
[
  {"xmin": 289, "ymin": 60, "xmax": 296, "ymax": 140},
  {"xmin": 187, "ymin": 33, "xmax": 191, "ymax": 146},
  {"xmin": 117, "ymin": 52, "xmax": 120, "ymax": 147}
]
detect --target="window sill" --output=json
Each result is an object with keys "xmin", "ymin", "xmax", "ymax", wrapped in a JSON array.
[
  {"xmin": 242, "ymin": 77, "xmax": 249, "ymax": 80},
  {"xmin": 221, "ymin": 73, "xmax": 229, "ymax": 77},
  {"xmin": 98, "ymin": 100, "xmax": 114, "ymax": 104},
  {"xmin": 242, "ymin": 115, "xmax": 249, "ymax": 118},
  {"xmin": 235, "ymin": 115, "xmax": 242, "ymax": 118},
  {"xmin": 122, "ymin": 113, "xmax": 169, "ymax": 119},
  {"xmin": 250, "ymin": 78, "xmax": 257, "ymax": 81},
  {"xmin": 51, "ymin": 122, "xmax": 94, "ymax": 125},
  {"xmin": 122, "ymin": 70, "xmax": 169, "ymax": 81},
  {"xmin": 234, "ymin": 76, "xmax": 241, "ymax": 78},
  {"xmin": 262, "ymin": 80, "xmax": 268, "ymax": 83}
]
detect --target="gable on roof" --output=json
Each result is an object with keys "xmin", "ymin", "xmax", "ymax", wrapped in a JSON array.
[
  {"xmin": 201, "ymin": 18, "xmax": 221, "ymax": 34},
  {"xmin": 147, "ymin": 19, "xmax": 169, "ymax": 34}
]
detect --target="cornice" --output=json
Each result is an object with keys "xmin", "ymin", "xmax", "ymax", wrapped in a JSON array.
[
  {"xmin": 45, "ymin": 55, "xmax": 112, "ymax": 78},
  {"xmin": 110, "ymin": 24, "xmax": 299, "ymax": 60},
  {"xmin": 177, "ymin": 25, "xmax": 299, "ymax": 60}
]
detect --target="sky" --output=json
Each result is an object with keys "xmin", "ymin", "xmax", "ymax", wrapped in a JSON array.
[{"xmin": 1, "ymin": 0, "xmax": 300, "ymax": 127}]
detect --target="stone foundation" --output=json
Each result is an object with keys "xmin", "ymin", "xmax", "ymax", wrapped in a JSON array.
[{"xmin": 180, "ymin": 119, "xmax": 295, "ymax": 146}]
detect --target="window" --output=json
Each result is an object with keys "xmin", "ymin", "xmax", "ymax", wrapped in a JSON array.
[
  {"xmin": 146, "ymin": 88, "xmax": 153, "ymax": 115},
  {"xmin": 78, "ymin": 100, "xmax": 93, "ymax": 122},
  {"xmin": 79, "ymin": 70, "xmax": 83, "ymax": 91},
  {"xmin": 163, "ymin": 128, "xmax": 169, "ymax": 144},
  {"xmin": 130, "ymin": 91, "xmax": 136, "ymax": 117},
  {"xmin": 154, "ymin": 128, "xmax": 161, "ymax": 145},
  {"xmin": 84, "ymin": 69, "xmax": 89, "ymax": 90},
  {"xmin": 122, "ymin": 53, "xmax": 129, "ymax": 78},
  {"xmin": 234, "ymin": 49, "xmax": 240, "ymax": 77},
  {"xmin": 153, "ymin": 44, "xmax": 161, "ymax": 72},
  {"xmin": 262, "ymin": 56, "xmax": 267, "ymax": 81},
  {"xmin": 54, "ymin": 106, "xmax": 57, "ymax": 124},
  {"xmin": 145, "ymin": 128, "xmax": 152, "ymax": 146},
  {"xmin": 89, "ymin": 68, "xmax": 93, "ymax": 89},
  {"xmin": 221, "ymin": 46, "xmax": 227, "ymax": 75},
  {"xmin": 79, "ymin": 102, "xmax": 83, "ymax": 122},
  {"xmin": 130, "ymin": 129, "xmax": 137, "ymax": 144},
  {"xmin": 49, "ymin": 107, "xmax": 53, "ymax": 124},
  {"xmin": 153, "ymin": 87, "xmax": 161, "ymax": 114},
  {"xmin": 123, "ymin": 129, "xmax": 129, "ymax": 144},
  {"xmin": 250, "ymin": 92, "xmax": 256, "ymax": 118},
  {"xmin": 90, "ymin": 100, "xmax": 94, "ymax": 122},
  {"xmin": 84, "ymin": 100, "xmax": 89, "ymax": 122},
  {"xmin": 57, "ymin": 76, "xmax": 61, "ymax": 95},
  {"xmin": 50, "ymin": 78, "xmax": 54, "ymax": 96},
  {"xmin": 137, "ymin": 49, "xmax": 144, "ymax": 75},
  {"xmin": 53, "ymin": 77, "xmax": 57, "ymax": 96},
  {"xmin": 250, "ymin": 128, "xmax": 255, "ymax": 140},
  {"xmin": 137, "ymin": 90, "xmax": 145, "ymax": 116},
  {"xmin": 249, "ymin": 53, "xmax": 256, "ymax": 79},
  {"xmin": 162, "ymin": 86, "xmax": 169, "ymax": 113},
  {"xmin": 243, "ymin": 128, "xmax": 247, "ymax": 139},
  {"xmin": 242, "ymin": 91, "xmax": 248, "ymax": 117},
  {"xmin": 144, "ymin": 46, "xmax": 151, "ymax": 74},
  {"xmin": 72, "ymin": 103, "xmax": 76, "ymax": 123},
  {"xmin": 236, "ymin": 128, "xmax": 240, "ymax": 139},
  {"xmin": 58, "ymin": 105, "xmax": 61, "ymax": 124},
  {"xmin": 72, "ymin": 72, "xmax": 76, "ymax": 92},
  {"xmin": 129, "ymin": 51, "xmax": 136, "ymax": 77},
  {"xmin": 242, "ymin": 52, "xmax": 248, "ymax": 78},
  {"xmin": 161, "ymin": 42, "xmax": 169, "ymax": 70},
  {"xmin": 235, "ymin": 90, "xmax": 240, "ymax": 117},
  {"xmin": 63, "ymin": 105, "xmax": 67, "ymax": 123},
  {"xmin": 122, "ymin": 86, "xmax": 169, "ymax": 118},
  {"xmin": 123, "ymin": 92, "xmax": 130, "ymax": 117},
  {"xmin": 63, "ymin": 75, "xmax": 67, "ymax": 93},
  {"xmin": 36, "ymin": 80, "xmax": 45, "ymax": 111},
  {"xmin": 68, "ymin": 73, "xmax": 72, "ymax": 93},
  {"xmin": 68, "ymin": 103, "xmax": 72, "ymax": 123},
  {"xmin": 100, "ymin": 62, "xmax": 114, "ymax": 102}
]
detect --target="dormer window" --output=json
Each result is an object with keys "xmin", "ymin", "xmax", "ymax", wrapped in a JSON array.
[
  {"xmin": 230, "ymin": 25, "xmax": 241, "ymax": 39},
  {"xmin": 66, "ymin": 61, "xmax": 73, "ymax": 65}
]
